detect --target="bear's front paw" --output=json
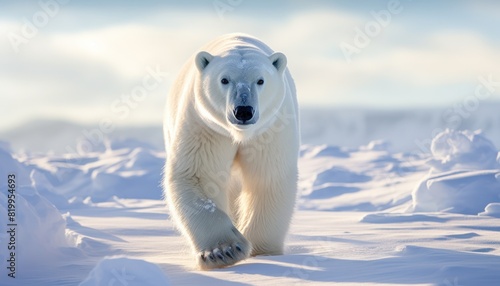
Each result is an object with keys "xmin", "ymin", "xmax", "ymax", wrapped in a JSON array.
[{"xmin": 197, "ymin": 227, "xmax": 251, "ymax": 270}]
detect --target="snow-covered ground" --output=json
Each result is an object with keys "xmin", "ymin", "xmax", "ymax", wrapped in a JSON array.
[{"xmin": 1, "ymin": 127, "xmax": 500, "ymax": 285}]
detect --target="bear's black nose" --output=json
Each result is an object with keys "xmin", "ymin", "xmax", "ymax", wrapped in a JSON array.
[{"xmin": 234, "ymin": 106, "xmax": 254, "ymax": 122}]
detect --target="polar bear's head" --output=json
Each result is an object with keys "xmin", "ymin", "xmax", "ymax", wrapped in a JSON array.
[{"xmin": 194, "ymin": 49, "xmax": 287, "ymax": 141}]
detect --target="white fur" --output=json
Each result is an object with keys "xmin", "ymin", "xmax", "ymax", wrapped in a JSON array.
[{"xmin": 163, "ymin": 33, "xmax": 299, "ymax": 270}]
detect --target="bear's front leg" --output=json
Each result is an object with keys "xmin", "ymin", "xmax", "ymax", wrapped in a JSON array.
[
  {"xmin": 165, "ymin": 135, "xmax": 251, "ymax": 270},
  {"xmin": 190, "ymin": 206, "xmax": 251, "ymax": 270},
  {"xmin": 236, "ymin": 129, "xmax": 299, "ymax": 256}
]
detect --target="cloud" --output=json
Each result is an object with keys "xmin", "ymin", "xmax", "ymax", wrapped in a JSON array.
[
  {"xmin": 270, "ymin": 15, "xmax": 500, "ymax": 106},
  {"xmin": 357, "ymin": 30, "xmax": 500, "ymax": 86},
  {"xmin": 1, "ymin": 4, "xmax": 499, "ymax": 130}
]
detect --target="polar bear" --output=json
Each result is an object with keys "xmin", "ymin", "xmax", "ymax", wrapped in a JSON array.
[{"xmin": 163, "ymin": 33, "xmax": 299, "ymax": 270}]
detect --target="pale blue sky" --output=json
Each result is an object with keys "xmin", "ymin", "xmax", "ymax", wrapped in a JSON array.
[{"xmin": 0, "ymin": 0, "xmax": 499, "ymax": 130}]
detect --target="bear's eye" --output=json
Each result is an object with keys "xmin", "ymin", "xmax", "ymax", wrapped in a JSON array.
[
  {"xmin": 257, "ymin": 79, "xmax": 264, "ymax": 85},
  {"xmin": 221, "ymin": 78, "xmax": 229, "ymax": 85}
]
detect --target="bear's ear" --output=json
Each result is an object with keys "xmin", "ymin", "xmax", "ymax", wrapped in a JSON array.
[
  {"xmin": 269, "ymin": 52, "xmax": 287, "ymax": 74},
  {"xmin": 195, "ymin": 51, "xmax": 214, "ymax": 72}
]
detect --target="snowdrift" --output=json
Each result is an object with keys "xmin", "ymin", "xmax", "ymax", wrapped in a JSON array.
[
  {"xmin": 410, "ymin": 130, "xmax": 500, "ymax": 214},
  {"xmin": 79, "ymin": 257, "xmax": 170, "ymax": 286},
  {"xmin": 0, "ymin": 144, "xmax": 78, "ymax": 276}
]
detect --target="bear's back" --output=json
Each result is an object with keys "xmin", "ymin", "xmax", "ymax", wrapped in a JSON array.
[{"xmin": 201, "ymin": 33, "xmax": 275, "ymax": 57}]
